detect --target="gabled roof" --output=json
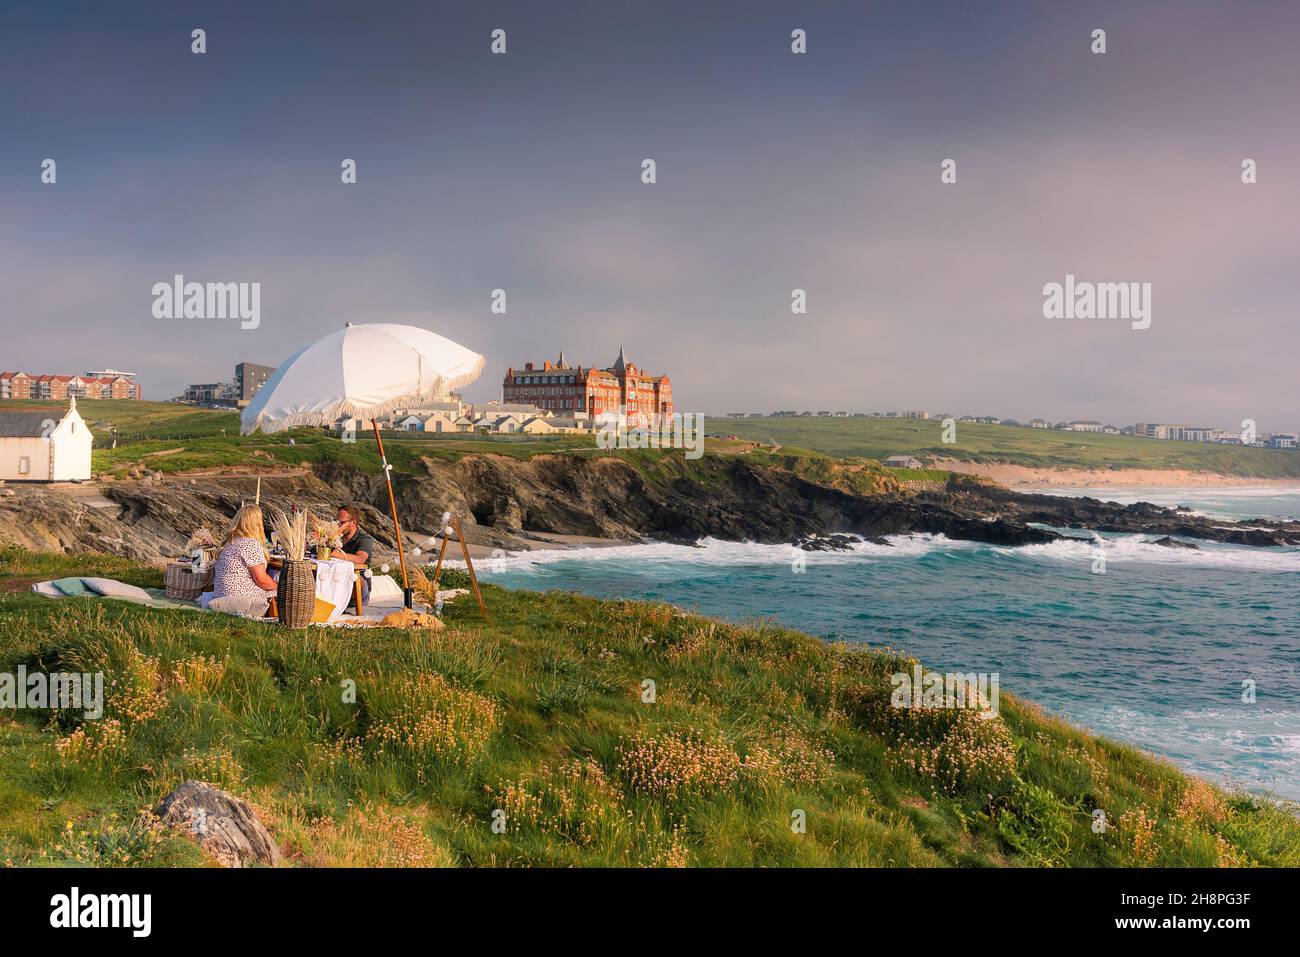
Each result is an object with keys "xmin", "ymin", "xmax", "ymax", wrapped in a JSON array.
[{"xmin": 0, "ymin": 411, "xmax": 58, "ymax": 437}]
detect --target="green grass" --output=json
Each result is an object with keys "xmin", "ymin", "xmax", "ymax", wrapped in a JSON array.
[
  {"xmin": 12, "ymin": 399, "xmax": 1296, "ymax": 480},
  {"xmin": 1, "ymin": 546, "xmax": 1294, "ymax": 868},
  {"xmin": 0, "ymin": 399, "xmax": 241, "ymax": 439},
  {"xmin": 0, "ymin": 399, "xmax": 604, "ymax": 478},
  {"xmin": 715, "ymin": 416, "xmax": 1300, "ymax": 478}
]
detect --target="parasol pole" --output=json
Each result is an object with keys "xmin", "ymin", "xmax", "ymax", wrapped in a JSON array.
[
  {"xmin": 371, "ymin": 418, "xmax": 412, "ymax": 608},
  {"xmin": 255, "ymin": 476, "xmax": 261, "ymax": 505}
]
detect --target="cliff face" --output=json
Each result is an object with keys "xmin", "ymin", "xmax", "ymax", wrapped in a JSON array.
[
  {"xmin": 1, "ymin": 453, "xmax": 1296, "ymax": 562},
  {"xmin": 393, "ymin": 453, "xmax": 1054, "ymax": 547}
]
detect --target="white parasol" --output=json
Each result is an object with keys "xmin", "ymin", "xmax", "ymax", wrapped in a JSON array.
[
  {"xmin": 238, "ymin": 322, "xmax": 485, "ymax": 608},
  {"xmin": 240, "ymin": 322, "xmax": 485, "ymax": 435}
]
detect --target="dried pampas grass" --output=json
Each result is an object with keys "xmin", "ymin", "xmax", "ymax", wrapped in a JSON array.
[
  {"xmin": 408, "ymin": 563, "xmax": 439, "ymax": 611},
  {"xmin": 271, "ymin": 507, "xmax": 312, "ymax": 561}
]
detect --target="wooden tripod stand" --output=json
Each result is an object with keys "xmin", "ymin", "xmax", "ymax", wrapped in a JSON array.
[{"xmin": 429, "ymin": 512, "xmax": 487, "ymax": 618}]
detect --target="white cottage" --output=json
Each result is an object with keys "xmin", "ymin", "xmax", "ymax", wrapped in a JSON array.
[{"xmin": 0, "ymin": 398, "xmax": 93, "ymax": 482}]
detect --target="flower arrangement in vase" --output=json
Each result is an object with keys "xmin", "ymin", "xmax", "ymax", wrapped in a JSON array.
[{"xmin": 310, "ymin": 518, "xmax": 343, "ymax": 561}]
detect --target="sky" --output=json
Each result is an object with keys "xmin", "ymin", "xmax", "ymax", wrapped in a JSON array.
[{"xmin": 2, "ymin": 0, "xmax": 1297, "ymax": 429}]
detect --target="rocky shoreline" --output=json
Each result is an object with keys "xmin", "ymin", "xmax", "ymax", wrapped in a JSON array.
[{"xmin": 2, "ymin": 454, "xmax": 1298, "ymax": 564}]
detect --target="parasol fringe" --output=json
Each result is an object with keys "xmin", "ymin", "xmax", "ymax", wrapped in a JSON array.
[{"xmin": 242, "ymin": 370, "xmax": 483, "ymax": 435}]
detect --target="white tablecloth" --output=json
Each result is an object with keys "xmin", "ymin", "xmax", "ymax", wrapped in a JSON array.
[{"xmin": 311, "ymin": 558, "xmax": 357, "ymax": 620}]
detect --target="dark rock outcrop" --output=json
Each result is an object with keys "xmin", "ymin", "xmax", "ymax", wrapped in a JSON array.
[
  {"xmin": 794, "ymin": 534, "xmax": 860, "ymax": 552},
  {"xmin": 1149, "ymin": 536, "xmax": 1200, "ymax": 550},
  {"xmin": 3, "ymin": 455, "xmax": 1297, "ymax": 562}
]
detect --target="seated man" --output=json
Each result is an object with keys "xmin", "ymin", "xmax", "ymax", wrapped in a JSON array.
[{"xmin": 330, "ymin": 503, "xmax": 374, "ymax": 609}]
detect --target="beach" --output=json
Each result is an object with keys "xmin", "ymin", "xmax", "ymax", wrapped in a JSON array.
[{"xmin": 932, "ymin": 457, "xmax": 1300, "ymax": 489}]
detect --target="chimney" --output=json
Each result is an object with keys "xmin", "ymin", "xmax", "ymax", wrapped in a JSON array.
[{"xmin": 525, "ymin": 362, "xmax": 534, "ymax": 371}]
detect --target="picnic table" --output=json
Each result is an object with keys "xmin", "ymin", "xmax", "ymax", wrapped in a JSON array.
[{"xmin": 267, "ymin": 556, "xmax": 364, "ymax": 619}]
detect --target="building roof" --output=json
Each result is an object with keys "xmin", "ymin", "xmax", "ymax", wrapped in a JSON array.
[
  {"xmin": 611, "ymin": 346, "xmax": 627, "ymax": 375},
  {"xmin": 0, "ymin": 411, "xmax": 58, "ymax": 437}
]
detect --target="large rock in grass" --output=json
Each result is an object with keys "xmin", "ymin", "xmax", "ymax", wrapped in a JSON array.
[{"xmin": 154, "ymin": 781, "xmax": 280, "ymax": 868}]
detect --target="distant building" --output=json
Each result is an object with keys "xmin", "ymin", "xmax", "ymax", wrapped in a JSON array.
[
  {"xmin": 1, "ymin": 370, "xmax": 140, "ymax": 401},
  {"xmin": 882, "ymin": 454, "xmax": 924, "ymax": 469},
  {"xmin": 184, "ymin": 383, "xmax": 225, "ymax": 405},
  {"xmin": 0, "ymin": 398, "xmax": 92, "ymax": 482},
  {"xmin": 1028, "ymin": 419, "xmax": 1051, "ymax": 429},
  {"xmin": 1065, "ymin": 420, "xmax": 1103, "ymax": 432},
  {"xmin": 503, "ymin": 348, "xmax": 672, "ymax": 425},
  {"xmin": 182, "ymin": 362, "xmax": 276, "ymax": 409},
  {"xmin": 901, "ymin": 411, "xmax": 929, "ymax": 420},
  {"xmin": 1267, "ymin": 433, "xmax": 1298, "ymax": 449},
  {"xmin": 235, "ymin": 362, "xmax": 276, "ymax": 403},
  {"xmin": 517, "ymin": 416, "xmax": 561, "ymax": 434}
]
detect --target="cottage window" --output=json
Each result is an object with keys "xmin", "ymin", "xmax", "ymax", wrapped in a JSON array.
[{"xmin": 18, "ymin": 456, "xmax": 30, "ymax": 475}]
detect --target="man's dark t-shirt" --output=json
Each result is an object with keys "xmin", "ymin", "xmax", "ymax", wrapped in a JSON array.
[{"xmin": 342, "ymin": 529, "xmax": 375, "ymax": 568}]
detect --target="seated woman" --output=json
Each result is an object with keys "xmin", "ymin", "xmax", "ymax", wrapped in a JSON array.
[{"xmin": 206, "ymin": 505, "xmax": 278, "ymax": 617}]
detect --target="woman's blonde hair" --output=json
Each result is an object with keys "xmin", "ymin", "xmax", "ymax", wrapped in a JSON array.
[{"xmin": 222, "ymin": 504, "xmax": 268, "ymax": 554}]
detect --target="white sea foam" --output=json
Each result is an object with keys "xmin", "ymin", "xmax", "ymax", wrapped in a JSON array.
[
  {"xmin": 454, "ymin": 533, "xmax": 976, "ymax": 573},
  {"xmin": 1026, "ymin": 485, "xmax": 1300, "ymax": 522},
  {"xmin": 451, "ymin": 528, "xmax": 1299, "ymax": 575},
  {"xmin": 1007, "ymin": 533, "xmax": 1300, "ymax": 572}
]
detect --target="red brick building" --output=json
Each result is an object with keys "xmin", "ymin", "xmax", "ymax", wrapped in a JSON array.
[
  {"xmin": 502, "ymin": 348, "xmax": 672, "ymax": 423},
  {"xmin": 0, "ymin": 371, "xmax": 141, "ymax": 401}
]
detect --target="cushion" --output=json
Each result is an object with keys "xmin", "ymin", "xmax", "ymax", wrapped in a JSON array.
[
  {"xmin": 367, "ymin": 574, "xmax": 404, "ymax": 604},
  {"xmin": 51, "ymin": 577, "xmax": 92, "ymax": 597},
  {"xmin": 30, "ymin": 581, "xmax": 63, "ymax": 598},
  {"xmin": 79, "ymin": 577, "xmax": 154, "ymax": 603}
]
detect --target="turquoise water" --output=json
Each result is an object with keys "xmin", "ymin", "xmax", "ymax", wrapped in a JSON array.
[{"xmin": 474, "ymin": 488, "xmax": 1300, "ymax": 799}]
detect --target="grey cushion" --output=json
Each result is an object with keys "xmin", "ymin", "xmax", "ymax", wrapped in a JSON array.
[{"xmin": 79, "ymin": 577, "xmax": 154, "ymax": 603}]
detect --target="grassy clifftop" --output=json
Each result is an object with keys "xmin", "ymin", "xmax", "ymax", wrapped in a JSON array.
[
  {"xmin": 717, "ymin": 416, "xmax": 1300, "ymax": 478},
  {"xmin": 7, "ymin": 399, "xmax": 1300, "ymax": 479},
  {"xmin": 1, "ymin": 547, "xmax": 1295, "ymax": 867}
]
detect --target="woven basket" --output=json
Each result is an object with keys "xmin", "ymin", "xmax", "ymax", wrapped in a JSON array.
[
  {"xmin": 165, "ymin": 562, "xmax": 214, "ymax": 601},
  {"xmin": 277, "ymin": 559, "xmax": 316, "ymax": 628}
]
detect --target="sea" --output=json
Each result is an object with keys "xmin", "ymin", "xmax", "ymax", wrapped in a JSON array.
[{"xmin": 473, "ymin": 485, "xmax": 1300, "ymax": 800}]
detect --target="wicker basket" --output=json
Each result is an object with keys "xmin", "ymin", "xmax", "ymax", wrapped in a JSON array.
[
  {"xmin": 277, "ymin": 559, "xmax": 316, "ymax": 628},
  {"xmin": 165, "ymin": 562, "xmax": 214, "ymax": 601}
]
